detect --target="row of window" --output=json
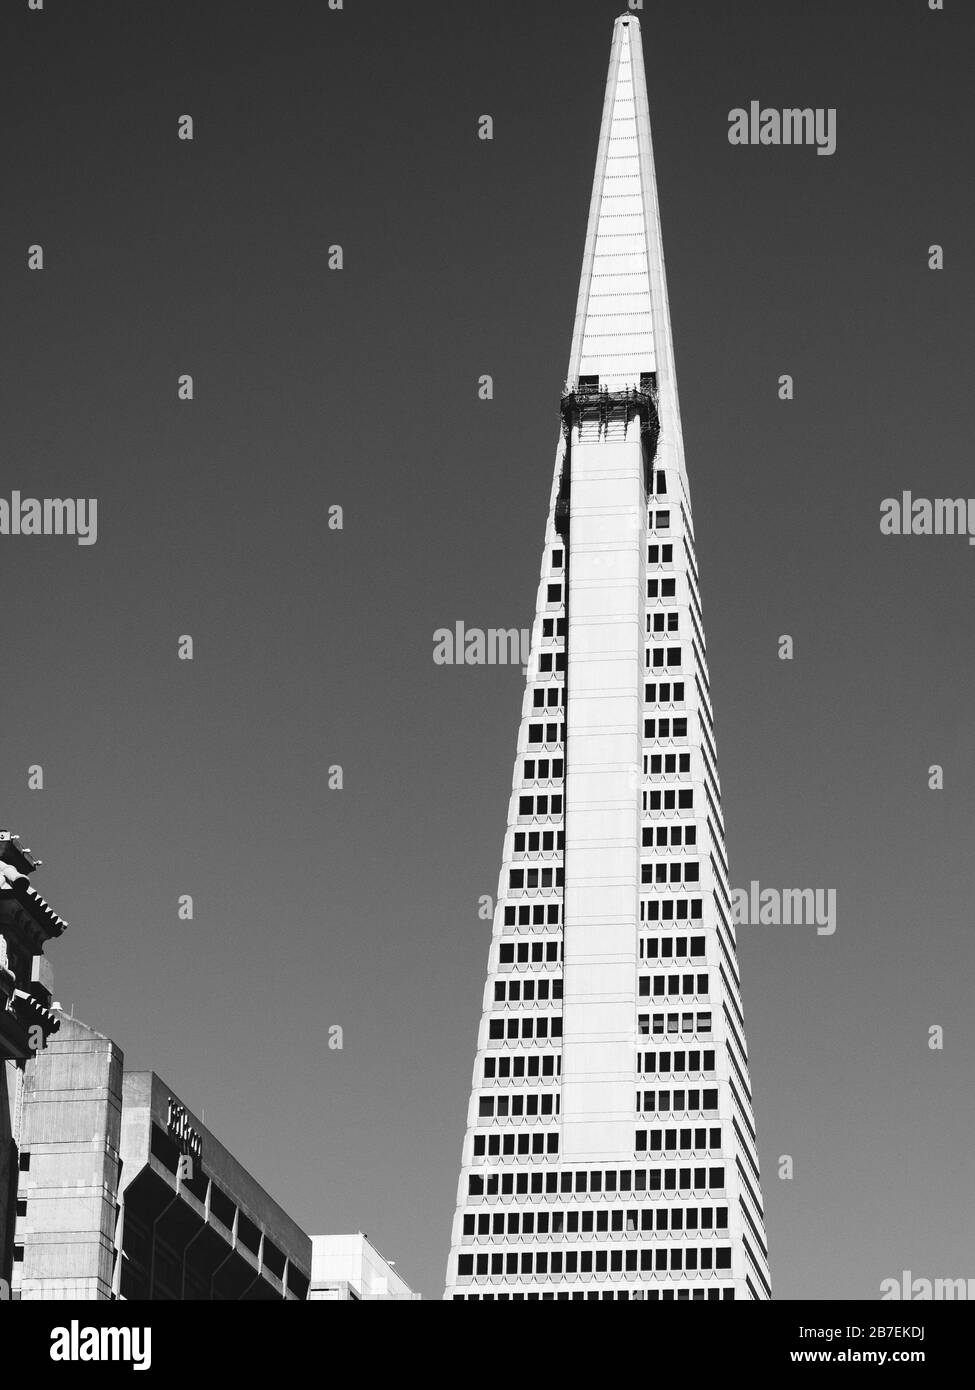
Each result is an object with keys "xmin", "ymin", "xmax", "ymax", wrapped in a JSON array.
[
  {"xmin": 640, "ymin": 898, "xmax": 704, "ymax": 922},
  {"xmin": 463, "ymin": 1205, "xmax": 729, "ymax": 1237},
  {"xmin": 644, "ymin": 717, "xmax": 688, "ymax": 738},
  {"xmin": 479, "ymin": 1046, "xmax": 717, "ymax": 1086},
  {"xmin": 478, "ymin": 1093, "xmax": 559, "ymax": 1118},
  {"xmin": 647, "ymin": 578, "xmax": 676, "ymax": 599},
  {"xmin": 647, "ymin": 647, "xmax": 683, "ymax": 670},
  {"xmin": 648, "ymin": 611, "xmax": 679, "ymax": 635},
  {"xmin": 512, "ymin": 832, "xmax": 563, "ymax": 858},
  {"xmin": 498, "ymin": 940, "xmax": 561, "ymax": 965},
  {"xmin": 517, "ymin": 794, "xmax": 563, "ymax": 818},
  {"xmin": 531, "ymin": 686, "xmax": 563, "ymax": 710},
  {"xmin": 645, "ymin": 681, "xmax": 685, "ymax": 702},
  {"xmin": 488, "ymin": 1016, "xmax": 563, "ymax": 1041},
  {"xmin": 636, "ymin": 1128, "xmax": 723, "ymax": 1155},
  {"xmin": 537, "ymin": 651, "xmax": 566, "ymax": 674},
  {"xmin": 638, "ymin": 1011, "xmax": 713, "ymax": 1037},
  {"xmin": 639, "ymin": 973, "xmax": 709, "ymax": 998},
  {"xmin": 493, "ymin": 978, "xmax": 563, "ymax": 1003},
  {"xmin": 483, "ymin": 1054, "xmax": 561, "ymax": 1080},
  {"xmin": 522, "ymin": 757, "xmax": 563, "ymax": 781},
  {"xmin": 527, "ymin": 722, "xmax": 566, "ymax": 745},
  {"xmin": 641, "ymin": 861, "xmax": 699, "ymax": 885},
  {"xmin": 457, "ymin": 1246, "xmax": 732, "ymax": 1278},
  {"xmin": 643, "ymin": 825, "xmax": 696, "ymax": 847},
  {"xmin": 509, "ymin": 866, "xmax": 564, "ymax": 891},
  {"xmin": 638, "ymin": 1089, "xmax": 719, "ymax": 1115},
  {"xmin": 638, "ymin": 1050, "xmax": 717, "ymax": 1075},
  {"xmin": 473, "ymin": 1132, "xmax": 559, "ymax": 1157},
  {"xmin": 639, "ymin": 936, "xmax": 706, "ymax": 961},
  {"xmin": 647, "ymin": 789, "xmax": 694, "ymax": 811},
  {"xmin": 503, "ymin": 904, "xmax": 562, "ymax": 927},
  {"xmin": 467, "ymin": 1167, "xmax": 726, "ymax": 1199},
  {"xmin": 648, "ymin": 543, "xmax": 674, "ymax": 564},
  {"xmin": 649, "ymin": 510, "xmax": 672, "ymax": 531},
  {"xmin": 454, "ymin": 1289, "xmax": 735, "ymax": 1300},
  {"xmin": 647, "ymin": 752, "xmax": 691, "ymax": 775}
]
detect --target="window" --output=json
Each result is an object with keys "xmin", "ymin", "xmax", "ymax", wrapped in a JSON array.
[
  {"xmin": 546, "ymin": 584, "xmax": 562, "ymax": 603},
  {"xmin": 551, "ymin": 549, "xmax": 563, "ymax": 569},
  {"xmin": 210, "ymin": 1185, "xmax": 235, "ymax": 1229}
]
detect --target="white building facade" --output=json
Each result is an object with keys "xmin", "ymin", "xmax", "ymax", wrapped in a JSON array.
[
  {"xmin": 309, "ymin": 1234, "xmax": 417, "ymax": 1301},
  {"xmin": 445, "ymin": 13, "xmax": 771, "ymax": 1302}
]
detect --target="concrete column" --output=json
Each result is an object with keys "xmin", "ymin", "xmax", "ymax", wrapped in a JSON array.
[{"xmin": 561, "ymin": 422, "xmax": 644, "ymax": 1161}]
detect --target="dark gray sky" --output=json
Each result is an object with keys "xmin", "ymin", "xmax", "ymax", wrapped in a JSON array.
[{"xmin": 3, "ymin": 0, "xmax": 974, "ymax": 1300}]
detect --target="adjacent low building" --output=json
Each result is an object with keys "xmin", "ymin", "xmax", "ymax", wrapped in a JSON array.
[
  {"xmin": 3, "ymin": 833, "xmax": 419, "ymax": 1303},
  {"xmin": 13, "ymin": 1017, "xmax": 419, "ymax": 1300},
  {"xmin": 309, "ymin": 1233, "xmax": 418, "ymax": 1300},
  {"xmin": 0, "ymin": 831, "xmax": 66, "ymax": 1293},
  {"xmin": 14, "ymin": 1018, "xmax": 311, "ymax": 1300}
]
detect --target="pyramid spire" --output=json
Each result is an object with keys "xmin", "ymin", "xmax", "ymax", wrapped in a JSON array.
[{"xmin": 568, "ymin": 13, "xmax": 686, "ymax": 486}]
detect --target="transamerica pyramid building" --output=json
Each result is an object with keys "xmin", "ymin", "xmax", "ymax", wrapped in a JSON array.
[{"xmin": 445, "ymin": 13, "xmax": 772, "ymax": 1301}]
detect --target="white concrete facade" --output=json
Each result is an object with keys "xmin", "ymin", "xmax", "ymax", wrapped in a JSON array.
[
  {"xmin": 561, "ymin": 429, "xmax": 644, "ymax": 1163},
  {"xmin": 309, "ymin": 1233, "xmax": 418, "ymax": 1301}
]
